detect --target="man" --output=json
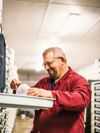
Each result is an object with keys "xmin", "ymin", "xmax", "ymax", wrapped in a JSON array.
[{"xmin": 10, "ymin": 47, "xmax": 91, "ymax": 133}]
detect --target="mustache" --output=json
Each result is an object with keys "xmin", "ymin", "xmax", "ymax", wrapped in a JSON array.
[
  {"xmin": 47, "ymin": 69, "xmax": 56, "ymax": 79},
  {"xmin": 47, "ymin": 68, "xmax": 55, "ymax": 75},
  {"xmin": 48, "ymin": 69, "xmax": 54, "ymax": 74}
]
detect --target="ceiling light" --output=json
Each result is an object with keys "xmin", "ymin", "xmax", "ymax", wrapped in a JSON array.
[{"xmin": 59, "ymin": 13, "xmax": 81, "ymax": 36}]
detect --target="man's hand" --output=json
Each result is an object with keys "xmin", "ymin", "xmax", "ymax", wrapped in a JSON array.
[
  {"xmin": 27, "ymin": 88, "xmax": 53, "ymax": 98},
  {"xmin": 10, "ymin": 79, "xmax": 21, "ymax": 90}
]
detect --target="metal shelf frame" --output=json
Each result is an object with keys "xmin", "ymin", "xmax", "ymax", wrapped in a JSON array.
[{"xmin": 0, "ymin": 93, "xmax": 54, "ymax": 110}]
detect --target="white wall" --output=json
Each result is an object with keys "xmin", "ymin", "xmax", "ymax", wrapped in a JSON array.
[
  {"xmin": 77, "ymin": 59, "xmax": 100, "ymax": 80},
  {"xmin": 0, "ymin": 0, "xmax": 3, "ymax": 24}
]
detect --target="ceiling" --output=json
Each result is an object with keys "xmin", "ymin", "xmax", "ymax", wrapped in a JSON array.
[{"xmin": 2, "ymin": 0, "xmax": 100, "ymax": 72}]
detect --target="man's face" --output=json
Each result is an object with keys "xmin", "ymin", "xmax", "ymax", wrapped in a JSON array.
[{"xmin": 43, "ymin": 52, "xmax": 62, "ymax": 79}]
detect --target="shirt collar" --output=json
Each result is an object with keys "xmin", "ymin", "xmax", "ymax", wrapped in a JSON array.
[{"xmin": 59, "ymin": 66, "xmax": 73, "ymax": 83}]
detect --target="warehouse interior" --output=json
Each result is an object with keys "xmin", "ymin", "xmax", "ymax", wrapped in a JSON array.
[{"xmin": 0, "ymin": 0, "xmax": 100, "ymax": 133}]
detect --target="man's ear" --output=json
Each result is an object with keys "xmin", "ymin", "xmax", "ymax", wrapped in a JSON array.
[{"xmin": 58, "ymin": 57, "xmax": 66, "ymax": 63}]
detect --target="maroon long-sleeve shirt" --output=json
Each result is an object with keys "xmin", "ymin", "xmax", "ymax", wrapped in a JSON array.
[{"xmin": 31, "ymin": 67, "xmax": 91, "ymax": 133}]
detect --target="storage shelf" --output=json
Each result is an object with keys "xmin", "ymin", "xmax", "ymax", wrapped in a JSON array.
[{"xmin": 0, "ymin": 93, "xmax": 54, "ymax": 110}]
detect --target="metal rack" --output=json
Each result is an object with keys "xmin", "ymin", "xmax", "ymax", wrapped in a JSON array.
[
  {"xmin": 0, "ymin": 93, "xmax": 54, "ymax": 110},
  {"xmin": 0, "ymin": 93, "xmax": 54, "ymax": 132},
  {"xmin": 0, "ymin": 107, "xmax": 8, "ymax": 133},
  {"xmin": 91, "ymin": 81, "xmax": 100, "ymax": 133}
]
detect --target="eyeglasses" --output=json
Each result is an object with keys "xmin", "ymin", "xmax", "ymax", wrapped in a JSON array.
[
  {"xmin": 43, "ymin": 57, "xmax": 59, "ymax": 68},
  {"xmin": 43, "ymin": 60, "xmax": 55, "ymax": 68}
]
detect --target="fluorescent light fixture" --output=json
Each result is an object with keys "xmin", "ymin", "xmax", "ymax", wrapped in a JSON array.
[{"xmin": 59, "ymin": 13, "xmax": 81, "ymax": 36}]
